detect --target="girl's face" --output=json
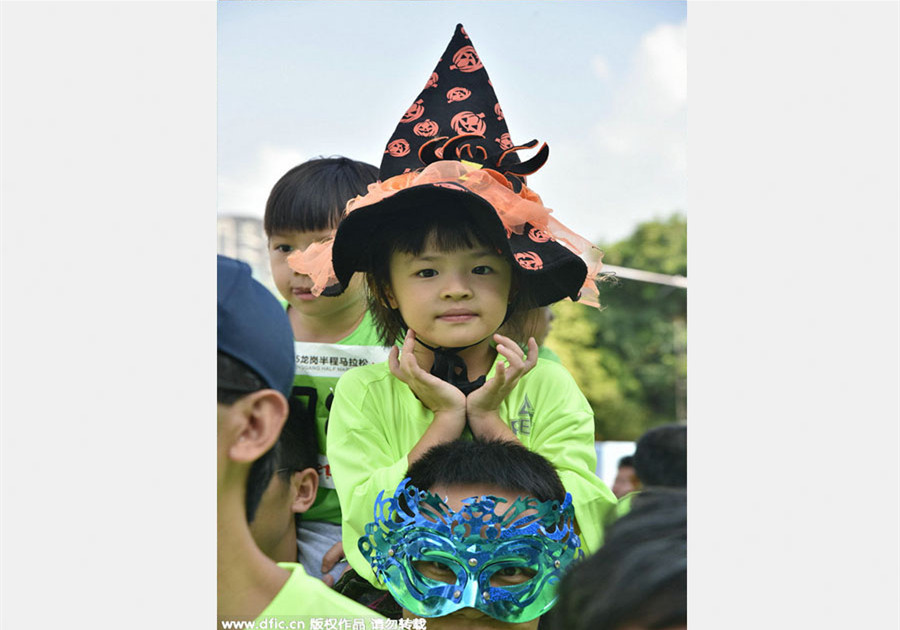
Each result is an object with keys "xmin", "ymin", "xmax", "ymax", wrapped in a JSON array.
[{"xmin": 387, "ymin": 238, "xmax": 512, "ymax": 350}]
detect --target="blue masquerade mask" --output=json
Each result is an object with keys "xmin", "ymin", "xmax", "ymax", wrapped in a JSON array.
[{"xmin": 359, "ymin": 478, "xmax": 583, "ymax": 623}]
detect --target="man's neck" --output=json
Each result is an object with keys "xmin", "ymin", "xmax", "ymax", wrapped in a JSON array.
[{"xmin": 217, "ymin": 495, "xmax": 290, "ymax": 622}]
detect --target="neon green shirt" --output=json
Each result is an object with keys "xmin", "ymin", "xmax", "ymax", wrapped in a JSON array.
[
  {"xmin": 256, "ymin": 562, "xmax": 384, "ymax": 622},
  {"xmin": 537, "ymin": 345, "xmax": 562, "ymax": 364},
  {"xmin": 328, "ymin": 356, "xmax": 618, "ymax": 585},
  {"xmin": 614, "ymin": 490, "xmax": 639, "ymax": 519},
  {"xmin": 284, "ymin": 307, "xmax": 391, "ymax": 524}
]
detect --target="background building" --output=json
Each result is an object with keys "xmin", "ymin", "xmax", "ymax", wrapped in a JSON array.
[{"xmin": 217, "ymin": 215, "xmax": 276, "ymax": 296}]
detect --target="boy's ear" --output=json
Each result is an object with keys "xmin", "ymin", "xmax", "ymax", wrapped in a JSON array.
[
  {"xmin": 289, "ymin": 468, "xmax": 319, "ymax": 514},
  {"xmin": 228, "ymin": 390, "xmax": 288, "ymax": 464}
]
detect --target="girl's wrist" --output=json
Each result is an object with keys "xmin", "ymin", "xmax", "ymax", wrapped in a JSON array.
[
  {"xmin": 466, "ymin": 409, "xmax": 504, "ymax": 435},
  {"xmin": 433, "ymin": 408, "xmax": 466, "ymax": 428}
]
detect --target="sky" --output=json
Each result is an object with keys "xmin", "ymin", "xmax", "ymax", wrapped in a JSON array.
[{"xmin": 218, "ymin": 1, "xmax": 686, "ymax": 246}]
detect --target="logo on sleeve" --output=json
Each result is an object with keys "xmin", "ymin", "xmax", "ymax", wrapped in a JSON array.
[{"xmin": 511, "ymin": 395, "xmax": 534, "ymax": 436}]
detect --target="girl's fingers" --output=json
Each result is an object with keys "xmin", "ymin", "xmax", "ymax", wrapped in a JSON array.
[{"xmin": 524, "ymin": 337, "xmax": 539, "ymax": 371}]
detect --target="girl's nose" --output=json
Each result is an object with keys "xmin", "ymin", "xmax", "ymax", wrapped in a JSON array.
[{"xmin": 440, "ymin": 273, "xmax": 472, "ymax": 299}]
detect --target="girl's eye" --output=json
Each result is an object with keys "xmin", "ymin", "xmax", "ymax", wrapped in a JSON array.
[
  {"xmin": 274, "ymin": 244, "xmax": 293, "ymax": 254},
  {"xmin": 416, "ymin": 269, "xmax": 438, "ymax": 278},
  {"xmin": 472, "ymin": 265, "xmax": 493, "ymax": 275}
]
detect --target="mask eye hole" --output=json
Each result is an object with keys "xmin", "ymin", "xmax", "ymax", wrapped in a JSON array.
[
  {"xmin": 488, "ymin": 565, "xmax": 538, "ymax": 587},
  {"xmin": 412, "ymin": 559, "xmax": 459, "ymax": 585}
]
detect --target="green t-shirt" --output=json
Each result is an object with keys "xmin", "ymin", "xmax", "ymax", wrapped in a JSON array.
[
  {"xmin": 328, "ymin": 356, "xmax": 618, "ymax": 586},
  {"xmin": 284, "ymin": 307, "xmax": 391, "ymax": 524},
  {"xmin": 537, "ymin": 345, "xmax": 562, "ymax": 364},
  {"xmin": 256, "ymin": 562, "xmax": 384, "ymax": 623}
]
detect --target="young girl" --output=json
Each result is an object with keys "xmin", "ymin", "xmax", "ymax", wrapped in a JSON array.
[
  {"xmin": 292, "ymin": 25, "xmax": 617, "ymax": 590},
  {"xmin": 265, "ymin": 156, "xmax": 392, "ymax": 585}
]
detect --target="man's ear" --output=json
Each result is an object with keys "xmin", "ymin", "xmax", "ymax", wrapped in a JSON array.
[
  {"xmin": 228, "ymin": 389, "xmax": 288, "ymax": 464},
  {"xmin": 289, "ymin": 468, "xmax": 319, "ymax": 514}
]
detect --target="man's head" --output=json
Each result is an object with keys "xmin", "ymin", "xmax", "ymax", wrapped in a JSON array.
[
  {"xmin": 548, "ymin": 488, "xmax": 687, "ymax": 630},
  {"xmin": 612, "ymin": 455, "xmax": 640, "ymax": 498},
  {"xmin": 360, "ymin": 440, "xmax": 581, "ymax": 630},
  {"xmin": 248, "ymin": 398, "xmax": 320, "ymax": 562},
  {"xmin": 217, "ymin": 255, "xmax": 295, "ymax": 523},
  {"xmin": 633, "ymin": 424, "xmax": 687, "ymax": 489}
]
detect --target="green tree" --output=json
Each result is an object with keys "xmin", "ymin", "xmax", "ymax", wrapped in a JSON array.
[{"xmin": 545, "ymin": 214, "xmax": 687, "ymax": 440}]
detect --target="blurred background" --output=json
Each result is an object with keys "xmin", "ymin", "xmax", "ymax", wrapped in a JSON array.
[{"xmin": 217, "ymin": 1, "xmax": 687, "ymax": 476}]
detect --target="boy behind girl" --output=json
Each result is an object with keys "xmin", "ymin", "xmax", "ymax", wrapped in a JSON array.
[
  {"xmin": 217, "ymin": 255, "xmax": 381, "ymax": 624},
  {"xmin": 265, "ymin": 156, "xmax": 392, "ymax": 584},
  {"xmin": 358, "ymin": 440, "xmax": 584, "ymax": 629}
]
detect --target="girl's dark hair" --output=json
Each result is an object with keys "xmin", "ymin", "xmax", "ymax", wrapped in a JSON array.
[
  {"xmin": 365, "ymin": 208, "xmax": 533, "ymax": 345},
  {"xmin": 264, "ymin": 156, "xmax": 379, "ymax": 236}
]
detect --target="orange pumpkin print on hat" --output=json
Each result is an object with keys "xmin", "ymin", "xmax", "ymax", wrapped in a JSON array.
[
  {"xmin": 450, "ymin": 111, "xmax": 486, "ymax": 135},
  {"xmin": 446, "ymin": 87, "xmax": 471, "ymax": 103},
  {"xmin": 385, "ymin": 139, "xmax": 410, "ymax": 157},
  {"xmin": 449, "ymin": 45, "xmax": 483, "ymax": 73},
  {"xmin": 413, "ymin": 119, "xmax": 440, "ymax": 137},
  {"xmin": 401, "ymin": 99, "xmax": 425, "ymax": 123},
  {"xmin": 496, "ymin": 132, "xmax": 514, "ymax": 150}
]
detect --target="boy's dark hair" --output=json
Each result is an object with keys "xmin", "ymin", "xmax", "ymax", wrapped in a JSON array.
[
  {"xmin": 217, "ymin": 351, "xmax": 281, "ymax": 524},
  {"xmin": 264, "ymin": 156, "xmax": 379, "ymax": 236},
  {"xmin": 365, "ymin": 209, "xmax": 532, "ymax": 345},
  {"xmin": 548, "ymin": 488, "xmax": 686, "ymax": 630},
  {"xmin": 618, "ymin": 455, "xmax": 635, "ymax": 469},
  {"xmin": 633, "ymin": 424, "xmax": 687, "ymax": 488},
  {"xmin": 405, "ymin": 439, "xmax": 565, "ymax": 503},
  {"xmin": 273, "ymin": 397, "xmax": 319, "ymax": 483}
]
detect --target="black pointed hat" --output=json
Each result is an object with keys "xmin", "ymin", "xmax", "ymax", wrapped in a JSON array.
[
  {"xmin": 379, "ymin": 24, "xmax": 542, "ymax": 181},
  {"xmin": 291, "ymin": 24, "xmax": 602, "ymax": 308}
]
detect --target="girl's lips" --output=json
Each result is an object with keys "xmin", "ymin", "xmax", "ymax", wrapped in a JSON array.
[{"xmin": 438, "ymin": 311, "xmax": 476, "ymax": 322}]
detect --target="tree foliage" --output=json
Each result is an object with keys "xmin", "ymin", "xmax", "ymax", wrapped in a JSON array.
[{"xmin": 545, "ymin": 214, "xmax": 687, "ymax": 440}]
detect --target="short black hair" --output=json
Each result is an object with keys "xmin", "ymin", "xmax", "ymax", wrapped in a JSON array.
[
  {"xmin": 264, "ymin": 156, "xmax": 379, "ymax": 236},
  {"xmin": 405, "ymin": 439, "xmax": 565, "ymax": 503},
  {"xmin": 633, "ymin": 424, "xmax": 686, "ymax": 488},
  {"xmin": 273, "ymin": 397, "xmax": 319, "ymax": 482},
  {"xmin": 366, "ymin": 213, "xmax": 531, "ymax": 346},
  {"xmin": 617, "ymin": 455, "xmax": 635, "ymax": 469},
  {"xmin": 547, "ymin": 488, "xmax": 686, "ymax": 630},
  {"xmin": 217, "ymin": 350, "xmax": 280, "ymax": 523}
]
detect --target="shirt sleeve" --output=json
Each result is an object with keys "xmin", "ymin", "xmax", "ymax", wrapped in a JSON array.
[
  {"xmin": 327, "ymin": 369, "xmax": 407, "ymax": 587},
  {"xmin": 527, "ymin": 363, "xmax": 618, "ymax": 553}
]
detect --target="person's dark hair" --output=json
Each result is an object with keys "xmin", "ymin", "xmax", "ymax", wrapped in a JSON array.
[
  {"xmin": 218, "ymin": 350, "xmax": 281, "ymax": 523},
  {"xmin": 264, "ymin": 156, "xmax": 379, "ymax": 236},
  {"xmin": 273, "ymin": 397, "xmax": 319, "ymax": 483},
  {"xmin": 365, "ymin": 209, "xmax": 531, "ymax": 346},
  {"xmin": 405, "ymin": 439, "xmax": 565, "ymax": 503},
  {"xmin": 547, "ymin": 488, "xmax": 686, "ymax": 630},
  {"xmin": 618, "ymin": 455, "xmax": 635, "ymax": 469},
  {"xmin": 633, "ymin": 424, "xmax": 686, "ymax": 488}
]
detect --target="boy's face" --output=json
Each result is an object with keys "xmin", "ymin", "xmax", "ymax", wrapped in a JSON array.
[
  {"xmin": 268, "ymin": 229, "xmax": 365, "ymax": 319},
  {"xmin": 400, "ymin": 483, "xmax": 541, "ymax": 630},
  {"xmin": 387, "ymin": 238, "xmax": 512, "ymax": 350},
  {"xmin": 612, "ymin": 465, "xmax": 639, "ymax": 498}
]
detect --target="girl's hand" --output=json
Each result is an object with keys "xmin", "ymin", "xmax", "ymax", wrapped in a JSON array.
[
  {"xmin": 389, "ymin": 329, "xmax": 467, "ymax": 416},
  {"xmin": 466, "ymin": 334, "xmax": 538, "ymax": 438}
]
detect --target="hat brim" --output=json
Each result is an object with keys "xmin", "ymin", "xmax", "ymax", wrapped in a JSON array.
[{"xmin": 332, "ymin": 184, "xmax": 589, "ymax": 307}]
